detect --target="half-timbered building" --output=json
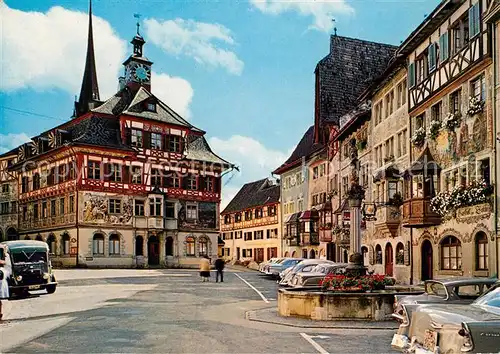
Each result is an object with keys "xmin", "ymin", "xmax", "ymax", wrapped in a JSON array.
[
  {"xmin": 402, "ymin": 0, "xmax": 497, "ymax": 280},
  {"xmin": 220, "ymin": 178, "xmax": 281, "ymax": 263},
  {"xmin": 0, "ymin": 150, "xmax": 19, "ymax": 242},
  {"xmin": 8, "ymin": 5, "xmax": 233, "ymax": 268}
]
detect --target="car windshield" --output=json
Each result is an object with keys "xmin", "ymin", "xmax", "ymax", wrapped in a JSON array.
[
  {"xmin": 11, "ymin": 250, "xmax": 47, "ymax": 264},
  {"xmin": 425, "ymin": 282, "xmax": 447, "ymax": 298},
  {"xmin": 474, "ymin": 284, "xmax": 500, "ymax": 308}
]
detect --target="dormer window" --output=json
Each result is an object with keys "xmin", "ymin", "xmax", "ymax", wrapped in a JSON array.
[{"xmin": 146, "ymin": 102, "xmax": 156, "ymax": 112}]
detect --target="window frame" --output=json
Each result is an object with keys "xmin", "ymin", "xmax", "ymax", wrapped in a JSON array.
[
  {"xmin": 109, "ymin": 234, "xmax": 120, "ymax": 255},
  {"xmin": 131, "ymin": 129, "xmax": 143, "ymax": 148},
  {"xmin": 150, "ymin": 132, "xmax": 163, "ymax": 150},
  {"xmin": 441, "ymin": 236, "xmax": 462, "ymax": 270}
]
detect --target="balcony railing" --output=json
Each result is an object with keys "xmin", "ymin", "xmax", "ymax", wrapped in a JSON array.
[{"xmin": 402, "ymin": 198, "xmax": 441, "ymax": 228}]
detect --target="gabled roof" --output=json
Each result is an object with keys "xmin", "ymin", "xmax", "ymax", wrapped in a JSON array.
[
  {"xmin": 222, "ymin": 178, "xmax": 280, "ymax": 214},
  {"xmin": 92, "ymin": 86, "xmax": 204, "ymax": 133},
  {"xmin": 273, "ymin": 126, "xmax": 324, "ymax": 175},
  {"xmin": 316, "ymin": 36, "xmax": 397, "ymax": 125},
  {"xmin": 185, "ymin": 134, "xmax": 232, "ymax": 167}
]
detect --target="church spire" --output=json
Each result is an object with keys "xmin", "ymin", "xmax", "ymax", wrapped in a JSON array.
[{"xmin": 75, "ymin": 0, "xmax": 100, "ymax": 118}]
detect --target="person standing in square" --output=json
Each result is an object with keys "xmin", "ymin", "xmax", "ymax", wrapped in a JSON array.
[{"xmin": 215, "ymin": 257, "xmax": 225, "ymax": 283}]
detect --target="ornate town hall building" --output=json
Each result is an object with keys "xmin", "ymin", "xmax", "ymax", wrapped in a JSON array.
[{"xmin": 1, "ymin": 4, "xmax": 233, "ymax": 268}]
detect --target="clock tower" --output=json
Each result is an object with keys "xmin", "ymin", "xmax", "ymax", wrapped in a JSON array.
[{"xmin": 122, "ymin": 24, "xmax": 153, "ymax": 92}]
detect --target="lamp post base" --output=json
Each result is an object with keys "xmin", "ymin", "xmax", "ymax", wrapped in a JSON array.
[{"xmin": 345, "ymin": 252, "xmax": 367, "ymax": 277}]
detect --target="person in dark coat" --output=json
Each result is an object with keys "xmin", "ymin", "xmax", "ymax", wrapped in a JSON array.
[{"xmin": 214, "ymin": 257, "xmax": 225, "ymax": 283}]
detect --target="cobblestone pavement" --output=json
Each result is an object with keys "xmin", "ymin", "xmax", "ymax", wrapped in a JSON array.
[{"xmin": 0, "ymin": 268, "xmax": 398, "ymax": 353}]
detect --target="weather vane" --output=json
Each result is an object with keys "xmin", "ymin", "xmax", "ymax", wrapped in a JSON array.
[
  {"xmin": 332, "ymin": 18, "xmax": 337, "ymax": 36},
  {"xmin": 134, "ymin": 13, "xmax": 141, "ymax": 35}
]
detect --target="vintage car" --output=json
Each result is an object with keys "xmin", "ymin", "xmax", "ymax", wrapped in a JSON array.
[
  {"xmin": 392, "ymin": 278, "xmax": 497, "ymax": 328},
  {"xmin": 392, "ymin": 281, "xmax": 500, "ymax": 353},
  {"xmin": 289, "ymin": 263, "xmax": 348, "ymax": 288},
  {"xmin": 0, "ymin": 240, "xmax": 58, "ymax": 297},
  {"xmin": 258, "ymin": 258, "xmax": 283, "ymax": 273},
  {"xmin": 265, "ymin": 258, "xmax": 303, "ymax": 278},
  {"xmin": 279, "ymin": 259, "xmax": 335, "ymax": 287}
]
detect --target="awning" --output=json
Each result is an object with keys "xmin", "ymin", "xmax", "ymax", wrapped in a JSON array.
[
  {"xmin": 373, "ymin": 165, "xmax": 401, "ymax": 182},
  {"xmin": 404, "ymin": 146, "xmax": 441, "ymax": 176},
  {"xmin": 300, "ymin": 210, "xmax": 319, "ymax": 220},
  {"xmin": 285, "ymin": 212, "xmax": 301, "ymax": 224}
]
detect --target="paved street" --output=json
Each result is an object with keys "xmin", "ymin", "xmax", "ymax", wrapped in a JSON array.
[{"xmin": 0, "ymin": 269, "xmax": 397, "ymax": 353}]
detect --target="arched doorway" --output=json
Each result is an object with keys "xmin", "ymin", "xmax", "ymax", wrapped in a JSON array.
[
  {"xmin": 166, "ymin": 237, "xmax": 174, "ymax": 257},
  {"xmin": 135, "ymin": 236, "xmax": 144, "ymax": 256},
  {"xmin": 343, "ymin": 250, "xmax": 348, "ymax": 263},
  {"xmin": 421, "ymin": 239, "xmax": 433, "ymax": 281},
  {"xmin": 327, "ymin": 243, "xmax": 336, "ymax": 261},
  {"xmin": 385, "ymin": 243, "xmax": 394, "ymax": 276},
  {"xmin": 309, "ymin": 249, "xmax": 316, "ymax": 259},
  {"xmin": 47, "ymin": 234, "xmax": 56, "ymax": 254},
  {"xmin": 6, "ymin": 227, "xmax": 18, "ymax": 241},
  {"xmin": 148, "ymin": 235, "xmax": 160, "ymax": 266}
]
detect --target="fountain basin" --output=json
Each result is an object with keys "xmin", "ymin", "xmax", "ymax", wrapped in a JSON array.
[{"xmin": 278, "ymin": 287, "xmax": 421, "ymax": 321}]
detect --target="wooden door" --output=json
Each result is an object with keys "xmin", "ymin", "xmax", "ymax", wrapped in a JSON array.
[
  {"xmin": 148, "ymin": 236, "xmax": 160, "ymax": 266},
  {"xmin": 421, "ymin": 240, "xmax": 433, "ymax": 281},
  {"xmin": 385, "ymin": 243, "xmax": 394, "ymax": 276}
]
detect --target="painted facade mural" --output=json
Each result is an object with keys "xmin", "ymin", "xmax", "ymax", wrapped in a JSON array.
[
  {"xmin": 82, "ymin": 193, "xmax": 133, "ymax": 225},
  {"xmin": 178, "ymin": 201, "xmax": 217, "ymax": 230}
]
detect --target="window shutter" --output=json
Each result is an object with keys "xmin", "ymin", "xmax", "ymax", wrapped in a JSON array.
[
  {"xmin": 408, "ymin": 63, "xmax": 415, "ymax": 87},
  {"xmin": 123, "ymin": 165, "xmax": 130, "ymax": 184},
  {"xmin": 143, "ymin": 131, "xmax": 151, "ymax": 149},
  {"xmin": 214, "ymin": 177, "xmax": 221, "ymax": 194},
  {"xmin": 439, "ymin": 32, "xmax": 449, "ymax": 62},
  {"xmin": 125, "ymin": 128, "xmax": 132, "ymax": 146},
  {"xmin": 199, "ymin": 176, "xmax": 206, "ymax": 191},
  {"xmin": 428, "ymin": 43, "xmax": 436, "ymax": 72},
  {"xmin": 469, "ymin": 3, "xmax": 480, "ymax": 37}
]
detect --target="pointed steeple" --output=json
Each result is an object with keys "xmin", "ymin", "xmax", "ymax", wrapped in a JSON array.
[{"xmin": 75, "ymin": 0, "xmax": 100, "ymax": 118}]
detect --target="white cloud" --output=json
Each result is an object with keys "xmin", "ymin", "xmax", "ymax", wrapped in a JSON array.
[
  {"xmin": 0, "ymin": 133, "xmax": 31, "ymax": 153},
  {"xmin": 250, "ymin": 0, "xmax": 355, "ymax": 32},
  {"xmin": 0, "ymin": 3, "xmax": 194, "ymax": 118},
  {"xmin": 209, "ymin": 135, "xmax": 290, "ymax": 209},
  {"xmin": 152, "ymin": 71, "xmax": 193, "ymax": 119},
  {"xmin": 144, "ymin": 18, "xmax": 244, "ymax": 75}
]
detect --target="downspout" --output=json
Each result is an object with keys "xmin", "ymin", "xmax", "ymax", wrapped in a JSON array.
[{"xmin": 492, "ymin": 20, "xmax": 500, "ymax": 278}]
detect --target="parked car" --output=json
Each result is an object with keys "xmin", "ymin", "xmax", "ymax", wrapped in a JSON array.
[
  {"xmin": 279, "ymin": 259, "xmax": 335, "ymax": 286},
  {"xmin": 266, "ymin": 258, "xmax": 302, "ymax": 277},
  {"xmin": 0, "ymin": 240, "xmax": 58, "ymax": 297},
  {"xmin": 392, "ymin": 280, "xmax": 500, "ymax": 353},
  {"xmin": 393, "ymin": 278, "xmax": 497, "ymax": 326},
  {"xmin": 259, "ymin": 258, "xmax": 283, "ymax": 273},
  {"xmin": 289, "ymin": 263, "xmax": 348, "ymax": 288}
]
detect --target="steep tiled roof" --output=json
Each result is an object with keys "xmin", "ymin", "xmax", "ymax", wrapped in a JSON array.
[
  {"xmin": 222, "ymin": 178, "xmax": 280, "ymax": 214},
  {"xmin": 185, "ymin": 134, "xmax": 232, "ymax": 167},
  {"xmin": 316, "ymin": 36, "xmax": 397, "ymax": 125},
  {"xmin": 92, "ymin": 86, "xmax": 204, "ymax": 133},
  {"xmin": 273, "ymin": 126, "xmax": 323, "ymax": 175}
]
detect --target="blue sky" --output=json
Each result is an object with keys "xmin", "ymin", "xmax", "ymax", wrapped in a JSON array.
[{"xmin": 0, "ymin": 0, "xmax": 439, "ymax": 207}]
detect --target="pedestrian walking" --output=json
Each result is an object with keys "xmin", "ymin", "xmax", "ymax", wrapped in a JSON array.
[
  {"xmin": 0, "ymin": 245, "xmax": 11, "ymax": 321},
  {"xmin": 199, "ymin": 255, "xmax": 211, "ymax": 282},
  {"xmin": 214, "ymin": 257, "xmax": 225, "ymax": 283}
]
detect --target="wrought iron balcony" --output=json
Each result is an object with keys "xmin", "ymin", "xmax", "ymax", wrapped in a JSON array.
[{"xmin": 402, "ymin": 198, "xmax": 441, "ymax": 228}]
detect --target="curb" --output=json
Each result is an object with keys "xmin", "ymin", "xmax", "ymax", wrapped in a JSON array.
[{"xmin": 245, "ymin": 310, "xmax": 398, "ymax": 330}]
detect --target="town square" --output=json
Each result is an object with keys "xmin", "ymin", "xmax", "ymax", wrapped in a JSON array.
[{"xmin": 1, "ymin": 0, "xmax": 500, "ymax": 352}]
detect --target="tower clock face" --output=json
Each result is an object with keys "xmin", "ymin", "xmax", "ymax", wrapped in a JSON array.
[{"xmin": 133, "ymin": 63, "xmax": 151, "ymax": 83}]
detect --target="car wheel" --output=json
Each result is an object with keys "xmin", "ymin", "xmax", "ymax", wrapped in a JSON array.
[{"xmin": 46, "ymin": 285, "xmax": 56, "ymax": 294}]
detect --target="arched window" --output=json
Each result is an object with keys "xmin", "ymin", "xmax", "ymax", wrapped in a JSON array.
[
  {"xmin": 475, "ymin": 232, "xmax": 488, "ymax": 270},
  {"xmin": 62, "ymin": 233, "xmax": 70, "ymax": 255},
  {"xmin": 6, "ymin": 227, "xmax": 18, "ymax": 241},
  {"xmin": 396, "ymin": 242, "xmax": 405, "ymax": 265},
  {"xmin": 199, "ymin": 237, "xmax": 208, "ymax": 257},
  {"xmin": 284, "ymin": 251, "xmax": 290, "ymax": 257},
  {"xmin": 309, "ymin": 249, "xmax": 316, "ymax": 259},
  {"xmin": 93, "ymin": 233, "xmax": 104, "ymax": 255},
  {"xmin": 375, "ymin": 244, "xmax": 383, "ymax": 264},
  {"xmin": 47, "ymin": 233, "xmax": 56, "ymax": 254},
  {"xmin": 441, "ymin": 236, "xmax": 462, "ymax": 270},
  {"xmin": 109, "ymin": 234, "xmax": 120, "ymax": 255},
  {"xmin": 291, "ymin": 251, "xmax": 296, "ymax": 257},
  {"xmin": 186, "ymin": 236, "xmax": 195, "ymax": 256}
]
